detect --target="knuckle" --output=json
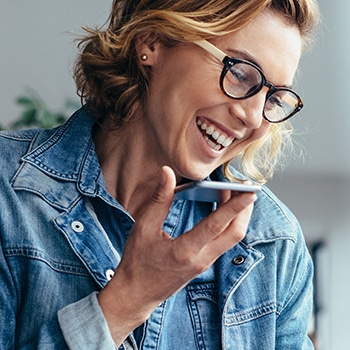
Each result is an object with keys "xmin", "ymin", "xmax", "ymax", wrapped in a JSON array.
[
  {"xmin": 171, "ymin": 246, "xmax": 205, "ymax": 275},
  {"xmin": 172, "ymin": 246, "xmax": 193, "ymax": 266},
  {"xmin": 232, "ymin": 228, "xmax": 247, "ymax": 242},
  {"xmin": 203, "ymin": 218, "xmax": 227, "ymax": 236},
  {"xmin": 150, "ymin": 189, "xmax": 166, "ymax": 205},
  {"xmin": 228, "ymin": 217, "xmax": 250, "ymax": 243},
  {"xmin": 149, "ymin": 187, "xmax": 173, "ymax": 210},
  {"xmin": 229, "ymin": 193, "xmax": 256, "ymax": 212}
]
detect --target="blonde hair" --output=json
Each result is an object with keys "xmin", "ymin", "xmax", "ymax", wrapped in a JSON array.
[{"xmin": 74, "ymin": 0, "xmax": 320, "ymax": 183}]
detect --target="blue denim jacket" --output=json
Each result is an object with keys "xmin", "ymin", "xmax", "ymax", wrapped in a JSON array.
[{"xmin": 0, "ymin": 109, "xmax": 314, "ymax": 349}]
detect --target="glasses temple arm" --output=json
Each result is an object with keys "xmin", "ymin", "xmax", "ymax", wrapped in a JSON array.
[{"xmin": 193, "ymin": 40, "xmax": 227, "ymax": 62}]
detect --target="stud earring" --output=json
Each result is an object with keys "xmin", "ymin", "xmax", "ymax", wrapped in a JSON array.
[{"xmin": 140, "ymin": 54, "xmax": 148, "ymax": 61}]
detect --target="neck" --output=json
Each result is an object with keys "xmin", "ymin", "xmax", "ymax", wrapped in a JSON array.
[{"xmin": 93, "ymin": 120, "xmax": 166, "ymax": 219}]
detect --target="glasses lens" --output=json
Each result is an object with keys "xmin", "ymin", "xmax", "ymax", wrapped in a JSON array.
[
  {"xmin": 222, "ymin": 62, "xmax": 262, "ymax": 98},
  {"xmin": 264, "ymin": 90, "xmax": 301, "ymax": 122}
]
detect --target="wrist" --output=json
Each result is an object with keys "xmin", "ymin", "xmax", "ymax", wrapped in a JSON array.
[{"xmin": 97, "ymin": 273, "xmax": 156, "ymax": 345}]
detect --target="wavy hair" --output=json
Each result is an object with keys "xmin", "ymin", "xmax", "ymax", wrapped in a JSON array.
[{"xmin": 74, "ymin": 0, "xmax": 320, "ymax": 183}]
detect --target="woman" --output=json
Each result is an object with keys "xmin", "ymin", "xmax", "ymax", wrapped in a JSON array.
[{"xmin": 0, "ymin": 0, "xmax": 319, "ymax": 349}]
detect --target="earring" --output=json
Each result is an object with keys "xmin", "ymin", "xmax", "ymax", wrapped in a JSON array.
[{"xmin": 140, "ymin": 54, "xmax": 148, "ymax": 61}]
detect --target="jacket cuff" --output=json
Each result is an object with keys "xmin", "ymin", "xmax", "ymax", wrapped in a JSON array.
[{"xmin": 58, "ymin": 291, "xmax": 116, "ymax": 349}]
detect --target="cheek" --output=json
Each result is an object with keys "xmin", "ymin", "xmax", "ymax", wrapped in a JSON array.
[
  {"xmin": 251, "ymin": 121, "xmax": 271, "ymax": 141},
  {"xmin": 240, "ymin": 121, "xmax": 271, "ymax": 148},
  {"xmin": 226, "ymin": 122, "xmax": 271, "ymax": 160}
]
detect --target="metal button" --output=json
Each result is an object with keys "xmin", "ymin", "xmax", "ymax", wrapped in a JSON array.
[
  {"xmin": 105, "ymin": 269, "xmax": 115, "ymax": 281},
  {"xmin": 232, "ymin": 256, "xmax": 245, "ymax": 265},
  {"xmin": 71, "ymin": 221, "xmax": 84, "ymax": 233}
]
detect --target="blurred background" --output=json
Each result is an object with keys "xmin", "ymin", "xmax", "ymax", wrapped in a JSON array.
[{"xmin": 1, "ymin": 1, "xmax": 348, "ymax": 349}]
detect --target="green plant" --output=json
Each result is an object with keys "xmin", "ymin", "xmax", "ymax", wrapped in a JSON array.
[{"xmin": 1, "ymin": 89, "xmax": 79, "ymax": 130}]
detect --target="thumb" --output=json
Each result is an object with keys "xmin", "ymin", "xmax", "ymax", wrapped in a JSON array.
[
  {"xmin": 139, "ymin": 166, "xmax": 176, "ymax": 224},
  {"xmin": 151, "ymin": 165, "xmax": 176, "ymax": 206}
]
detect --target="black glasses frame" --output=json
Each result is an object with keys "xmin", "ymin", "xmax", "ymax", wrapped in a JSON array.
[{"xmin": 194, "ymin": 40, "xmax": 304, "ymax": 123}]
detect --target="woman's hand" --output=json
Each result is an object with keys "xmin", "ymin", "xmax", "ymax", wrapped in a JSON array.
[{"xmin": 98, "ymin": 166, "xmax": 257, "ymax": 345}]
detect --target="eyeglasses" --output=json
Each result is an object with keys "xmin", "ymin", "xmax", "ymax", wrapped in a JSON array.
[{"xmin": 194, "ymin": 40, "xmax": 303, "ymax": 123}]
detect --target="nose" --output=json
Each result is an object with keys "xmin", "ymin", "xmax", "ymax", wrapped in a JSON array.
[{"xmin": 230, "ymin": 90, "xmax": 266, "ymax": 129}]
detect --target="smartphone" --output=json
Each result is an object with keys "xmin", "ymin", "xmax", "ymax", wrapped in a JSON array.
[{"xmin": 174, "ymin": 180, "xmax": 261, "ymax": 202}]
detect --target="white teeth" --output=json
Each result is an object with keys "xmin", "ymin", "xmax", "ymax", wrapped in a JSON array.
[
  {"xmin": 197, "ymin": 120, "xmax": 208, "ymax": 130},
  {"xmin": 217, "ymin": 135, "xmax": 226, "ymax": 144},
  {"xmin": 206, "ymin": 125, "xmax": 214, "ymax": 135},
  {"xmin": 212, "ymin": 131, "xmax": 220, "ymax": 140},
  {"xmin": 223, "ymin": 138, "xmax": 232, "ymax": 147},
  {"xmin": 197, "ymin": 119, "xmax": 234, "ymax": 150},
  {"xmin": 205, "ymin": 136, "xmax": 221, "ymax": 151}
]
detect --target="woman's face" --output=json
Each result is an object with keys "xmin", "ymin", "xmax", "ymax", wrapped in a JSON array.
[{"xmin": 139, "ymin": 10, "xmax": 302, "ymax": 181}]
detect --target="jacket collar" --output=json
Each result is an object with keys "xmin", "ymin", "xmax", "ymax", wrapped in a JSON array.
[{"xmin": 12, "ymin": 109, "xmax": 106, "ymax": 210}]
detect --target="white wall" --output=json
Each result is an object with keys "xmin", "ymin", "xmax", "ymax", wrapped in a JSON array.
[
  {"xmin": 282, "ymin": 0, "xmax": 350, "ymax": 176},
  {"xmin": 0, "ymin": 0, "xmax": 110, "ymax": 126},
  {"xmin": 1, "ymin": 1, "xmax": 349, "ymax": 349},
  {"xmin": 269, "ymin": 174, "xmax": 350, "ymax": 350}
]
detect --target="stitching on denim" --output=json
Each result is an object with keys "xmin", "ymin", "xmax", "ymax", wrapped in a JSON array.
[
  {"xmin": 4, "ymin": 246, "xmax": 90, "ymax": 276},
  {"xmin": 225, "ymin": 301, "xmax": 277, "ymax": 325}
]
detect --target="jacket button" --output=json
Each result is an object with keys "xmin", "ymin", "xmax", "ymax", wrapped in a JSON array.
[
  {"xmin": 232, "ymin": 256, "xmax": 245, "ymax": 265},
  {"xmin": 105, "ymin": 269, "xmax": 115, "ymax": 281},
  {"xmin": 71, "ymin": 221, "xmax": 84, "ymax": 233}
]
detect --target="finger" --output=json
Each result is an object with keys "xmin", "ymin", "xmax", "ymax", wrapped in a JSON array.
[
  {"xmin": 218, "ymin": 189, "xmax": 231, "ymax": 204},
  {"xmin": 183, "ymin": 192, "xmax": 257, "ymax": 251},
  {"xmin": 206, "ymin": 202, "xmax": 254, "ymax": 257},
  {"xmin": 219, "ymin": 181, "xmax": 256, "ymax": 205}
]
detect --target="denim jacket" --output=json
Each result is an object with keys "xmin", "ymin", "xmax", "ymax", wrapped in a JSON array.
[{"xmin": 0, "ymin": 109, "xmax": 314, "ymax": 349}]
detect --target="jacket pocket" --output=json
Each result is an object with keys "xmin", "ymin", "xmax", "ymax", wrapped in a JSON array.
[{"xmin": 187, "ymin": 283, "xmax": 221, "ymax": 350}]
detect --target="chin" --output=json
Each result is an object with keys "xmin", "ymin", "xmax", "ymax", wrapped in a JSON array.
[{"xmin": 178, "ymin": 163, "xmax": 218, "ymax": 182}]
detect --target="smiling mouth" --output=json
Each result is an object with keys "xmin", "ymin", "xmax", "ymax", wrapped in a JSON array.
[{"xmin": 196, "ymin": 117, "xmax": 234, "ymax": 151}]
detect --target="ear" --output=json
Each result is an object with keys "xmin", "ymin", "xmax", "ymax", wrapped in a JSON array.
[{"xmin": 135, "ymin": 33, "xmax": 161, "ymax": 66}]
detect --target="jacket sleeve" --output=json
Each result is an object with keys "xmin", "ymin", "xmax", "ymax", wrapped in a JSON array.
[{"xmin": 275, "ymin": 231, "xmax": 315, "ymax": 349}]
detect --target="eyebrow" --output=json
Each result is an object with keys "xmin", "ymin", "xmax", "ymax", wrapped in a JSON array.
[{"xmin": 226, "ymin": 48, "xmax": 262, "ymax": 69}]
